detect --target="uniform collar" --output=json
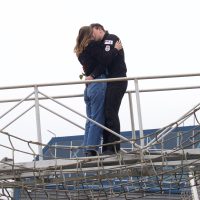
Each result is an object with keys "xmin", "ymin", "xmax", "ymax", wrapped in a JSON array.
[{"xmin": 102, "ymin": 31, "xmax": 109, "ymax": 41}]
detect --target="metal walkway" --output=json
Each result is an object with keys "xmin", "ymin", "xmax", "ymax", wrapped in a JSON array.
[{"xmin": 1, "ymin": 73, "xmax": 200, "ymax": 199}]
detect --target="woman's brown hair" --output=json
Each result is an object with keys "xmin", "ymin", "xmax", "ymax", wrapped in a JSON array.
[{"xmin": 74, "ymin": 26, "xmax": 92, "ymax": 57}]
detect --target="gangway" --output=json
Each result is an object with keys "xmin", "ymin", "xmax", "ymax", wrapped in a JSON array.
[{"xmin": 1, "ymin": 73, "xmax": 200, "ymax": 199}]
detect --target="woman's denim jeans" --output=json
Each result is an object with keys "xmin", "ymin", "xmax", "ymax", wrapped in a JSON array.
[{"xmin": 83, "ymin": 75, "xmax": 107, "ymax": 152}]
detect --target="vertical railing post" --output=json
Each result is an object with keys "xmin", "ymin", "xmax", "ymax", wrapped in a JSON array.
[
  {"xmin": 127, "ymin": 92, "xmax": 136, "ymax": 150},
  {"xmin": 47, "ymin": 129, "xmax": 57, "ymax": 158},
  {"xmin": 34, "ymin": 86, "xmax": 43, "ymax": 160},
  {"xmin": 134, "ymin": 79, "xmax": 144, "ymax": 147},
  {"xmin": 189, "ymin": 171, "xmax": 199, "ymax": 200}
]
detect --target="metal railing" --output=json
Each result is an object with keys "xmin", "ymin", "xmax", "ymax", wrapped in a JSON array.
[{"xmin": 1, "ymin": 73, "xmax": 200, "ymax": 160}]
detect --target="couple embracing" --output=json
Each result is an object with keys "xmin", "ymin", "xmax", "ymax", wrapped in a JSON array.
[{"xmin": 74, "ymin": 23, "xmax": 127, "ymax": 156}]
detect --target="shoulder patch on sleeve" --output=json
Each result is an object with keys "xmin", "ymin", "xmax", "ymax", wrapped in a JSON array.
[
  {"xmin": 104, "ymin": 40, "xmax": 113, "ymax": 45},
  {"xmin": 105, "ymin": 45, "xmax": 110, "ymax": 51}
]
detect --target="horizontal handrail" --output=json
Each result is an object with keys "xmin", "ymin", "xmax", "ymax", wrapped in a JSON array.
[
  {"xmin": 0, "ymin": 73, "xmax": 200, "ymax": 90},
  {"xmin": 1, "ymin": 85, "xmax": 200, "ymax": 104}
]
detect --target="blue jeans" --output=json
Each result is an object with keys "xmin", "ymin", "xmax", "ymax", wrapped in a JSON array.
[{"xmin": 83, "ymin": 75, "xmax": 107, "ymax": 152}]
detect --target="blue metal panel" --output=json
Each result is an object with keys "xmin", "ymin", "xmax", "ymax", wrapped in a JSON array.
[{"xmin": 39, "ymin": 125, "xmax": 200, "ymax": 160}]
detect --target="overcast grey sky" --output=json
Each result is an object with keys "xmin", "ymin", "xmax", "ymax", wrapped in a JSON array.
[
  {"xmin": 0, "ymin": 0, "xmax": 200, "ymax": 86},
  {"xmin": 0, "ymin": 0, "xmax": 200, "ymax": 161}
]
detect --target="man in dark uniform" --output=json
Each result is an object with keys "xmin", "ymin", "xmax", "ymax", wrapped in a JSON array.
[
  {"xmin": 90, "ymin": 23, "xmax": 128, "ymax": 155},
  {"xmin": 74, "ymin": 26, "xmax": 122, "ymax": 156}
]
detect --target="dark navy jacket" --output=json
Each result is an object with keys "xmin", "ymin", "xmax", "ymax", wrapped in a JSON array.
[
  {"xmin": 78, "ymin": 41, "xmax": 105, "ymax": 78},
  {"xmin": 78, "ymin": 39, "xmax": 120, "ymax": 79},
  {"xmin": 100, "ymin": 31, "xmax": 127, "ymax": 78}
]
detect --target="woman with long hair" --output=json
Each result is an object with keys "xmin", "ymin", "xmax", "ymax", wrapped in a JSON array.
[{"xmin": 74, "ymin": 26, "xmax": 122, "ymax": 156}]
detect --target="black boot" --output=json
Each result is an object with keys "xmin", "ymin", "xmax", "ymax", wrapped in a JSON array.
[
  {"xmin": 86, "ymin": 150, "xmax": 97, "ymax": 157},
  {"xmin": 102, "ymin": 149, "xmax": 115, "ymax": 155}
]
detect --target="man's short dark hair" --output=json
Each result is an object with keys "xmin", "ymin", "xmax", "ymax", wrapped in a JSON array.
[{"xmin": 90, "ymin": 23, "xmax": 105, "ymax": 31}]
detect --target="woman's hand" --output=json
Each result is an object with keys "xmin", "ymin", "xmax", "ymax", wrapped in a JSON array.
[
  {"xmin": 114, "ymin": 40, "xmax": 123, "ymax": 51},
  {"xmin": 85, "ymin": 75, "xmax": 94, "ymax": 81}
]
